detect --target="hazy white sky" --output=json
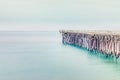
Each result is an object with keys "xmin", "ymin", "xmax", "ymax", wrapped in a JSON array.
[{"xmin": 0, "ymin": 0, "xmax": 120, "ymax": 31}]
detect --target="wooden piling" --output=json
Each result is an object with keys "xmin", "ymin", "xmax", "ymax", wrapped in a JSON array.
[{"xmin": 60, "ymin": 30, "xmax": 120, "ymax": 58}]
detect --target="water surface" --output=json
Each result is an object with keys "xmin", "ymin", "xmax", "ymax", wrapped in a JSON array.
[{"xmin": 0, "ymin": 31, "xmax": 120, "ymax": 80}]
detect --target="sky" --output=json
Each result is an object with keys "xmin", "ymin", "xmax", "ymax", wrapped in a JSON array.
[{"xmin": 0, "ymin": 0, "xmax": 120, "ymax": 31}]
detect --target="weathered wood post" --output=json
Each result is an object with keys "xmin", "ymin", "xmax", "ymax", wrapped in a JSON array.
[{"xmin": 60, "ymin": 30, "xmax": 120, "ymax": 59}]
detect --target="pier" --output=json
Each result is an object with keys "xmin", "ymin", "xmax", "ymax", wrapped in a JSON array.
[{"xmin": 60, "ymin": 30, "xmax": 120, "ymax": 59}]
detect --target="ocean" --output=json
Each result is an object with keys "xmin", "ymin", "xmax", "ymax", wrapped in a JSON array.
[{"xmin": 0, "ymin": 31, "xmax": 120, "ymax": 80}]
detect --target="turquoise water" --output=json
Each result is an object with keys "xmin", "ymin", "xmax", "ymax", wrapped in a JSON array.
[{"xmin": 0, "ymin": 31, "xmax": 120, "ymax": 80}]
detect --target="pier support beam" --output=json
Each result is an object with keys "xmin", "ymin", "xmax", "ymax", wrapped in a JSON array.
[{"xmin": 60, "ymin": 30, "xmax": 120, "ymax": 58}]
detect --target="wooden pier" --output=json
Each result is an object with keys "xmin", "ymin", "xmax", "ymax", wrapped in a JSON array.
[{"xmin": 60, "ymin": 30, "xmax": 120, "ymax": 58}]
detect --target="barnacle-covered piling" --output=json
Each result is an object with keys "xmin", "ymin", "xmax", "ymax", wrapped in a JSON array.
[{"xmin": 60, "ymin": 30, "xmax": 120, "ymax": 58}]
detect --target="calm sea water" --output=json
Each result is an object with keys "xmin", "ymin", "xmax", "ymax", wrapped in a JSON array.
[{"xmin": 0, "ymin": 31, "xmax": 120, "ymax": 80}]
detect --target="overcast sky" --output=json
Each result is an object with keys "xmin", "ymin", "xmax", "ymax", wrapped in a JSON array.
[{"xmin": 0, "ymin": 0, "xmax": 120, "ymax": 31}]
